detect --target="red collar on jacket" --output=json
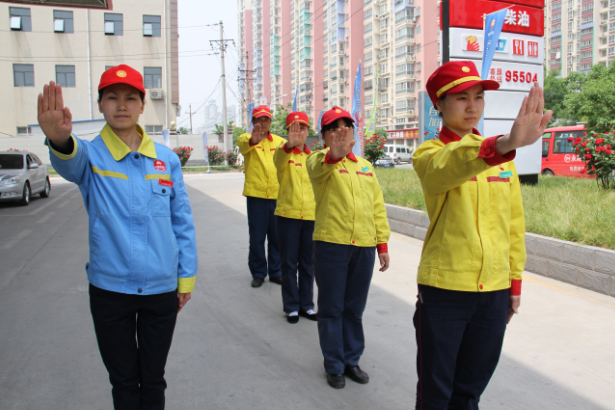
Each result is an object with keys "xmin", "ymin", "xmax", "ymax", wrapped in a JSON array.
[
  {"xmin": 323, "ymin": 145, "xmax": 358, "ymax": 162},
  {"xmin": 438, "ymin": 127, "xmax": 481, "ymax": 145},
  {"xmin": 293, "ymin": 145, "xmax": 311, "ymax": 154},
  {"xmin": 265, "ymin": 132, "xmax": 273, "ymax": 141}
]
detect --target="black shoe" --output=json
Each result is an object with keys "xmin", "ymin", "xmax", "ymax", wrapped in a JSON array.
[
  {"xmin": 287, "ymin": 314, "xmax": 299, "ymax": 324},
  {"xmin": 251, "ymin": 278, "xmax": 264, "ymax": 288},
  {"xmin": 269, "ymin": 276, "xmax": 282, "ymax": 285},
  {"xmin": 299, "ymin": 310, "xmax": 317, "ymax": 321},
  {"xmin": 344, "ymin": 365, "xmax": 369, "ymax": 384},
  {"xmin": 326, "ymin": 373, "xmax": 345, "ymax": 389}
]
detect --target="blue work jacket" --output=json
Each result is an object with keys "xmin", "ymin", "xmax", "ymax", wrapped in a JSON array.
[{"xmin": 49, "ymin": 124, "xmax": 198, "ymax": 295}]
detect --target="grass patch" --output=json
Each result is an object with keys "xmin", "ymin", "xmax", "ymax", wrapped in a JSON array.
[
  {"xmin": 182, "ymin": 166, "xmax": 240, "ymax": 173},
  {"xmin": 49, "ymin": 169, "xmax": 58, "ymax": 175},
  {"xmin": 376, "ymin": 168, "xmax": 615, "ymax": 250}
]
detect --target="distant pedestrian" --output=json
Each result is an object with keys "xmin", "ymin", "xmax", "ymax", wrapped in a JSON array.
[
  {"xmin": 237, "ymin": 106, "xmax": 287, "ymax": 288},
  {"xmin": 307, "ymin": 107, "xmax": 391, "ymax": 389},
  {"xmin": 37, "ymin": 64, "xmax": 198, "ymax": 410},
  {"xmin": 273, "ymin": 112, "xmax": 317, "ymax": 324},
  {"xmin": 412, "ymin": 61, "xmax": 552, "ymax": 409}
]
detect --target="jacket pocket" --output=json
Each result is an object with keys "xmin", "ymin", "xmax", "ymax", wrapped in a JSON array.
[{"xmin": 151, "ymin": 180, "xmax": 172, "ymax": 216}]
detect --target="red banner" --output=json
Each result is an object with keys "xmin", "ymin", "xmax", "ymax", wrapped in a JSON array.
[
  {"xmin": 446, "ymin": 0, "xmax": 544, "ymax": 37},
  {"xmin": 386, "ymin": 129, "xmax": 419, "ymax": 140},
  {"xmin": 486, "ymin": 0, "xmax": 544, "ymax": 8}
]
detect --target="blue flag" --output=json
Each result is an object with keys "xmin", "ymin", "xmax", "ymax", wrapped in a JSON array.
[
  {"xmin": 202, "ymin": 132, "xmax": 209, "ymax": 163},
  {"xmin": 317, "ymin": 110, "xmax": 325, "ymax": 140},
  {"xmin": 292, "ymin": 88, "xmax": 299, "ymax": 112},
  {"xmin": 350, "ymin": 61, "xmax": 362, "ymax": 157},
  {"xmin": 482, "ymin": 8, "xmax": 509, "ymax": 80},
  {"xmin": 162, "ymin": 129, "xmax": 170, "ymax": 147},
  {"xmin": 247, "ymin": 102, "xmax": 255, "ymax": 133}
]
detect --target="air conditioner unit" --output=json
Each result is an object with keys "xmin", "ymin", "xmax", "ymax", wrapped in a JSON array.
[
  {"xmin": 150, "ymin": 89, "xmax": 164, "ymax": 100},
  {"xmin": 408, "ymin": 110, "xmax": 415, "ymax": 115}
]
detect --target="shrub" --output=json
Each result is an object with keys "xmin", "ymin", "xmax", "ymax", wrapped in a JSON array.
[
  {"xmin": 363, "ymin": 133, "xmax": 388, "ymax": 165},
  {"xmin": 226, "ymin": 150, "xmax": 239, "ymax": 165},
  {"xmin": 571, "ymin": 131, "xmax": 615, "ymax": 190},
  {"xmin": 172, "ymin": 146, "xmax": 193, "ymax": 167},
  {"xmin": 207, "ymin": 146, "xmax": 225, "ymax": 166},
  {"xmin": 310, "ymin": 140, "xmax": 325, "ymax": 151}
]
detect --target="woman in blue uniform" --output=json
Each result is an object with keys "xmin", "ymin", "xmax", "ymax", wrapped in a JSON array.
[{"xmin": 37, "ymin": 65, "xmax": 198, "ymax": 410}]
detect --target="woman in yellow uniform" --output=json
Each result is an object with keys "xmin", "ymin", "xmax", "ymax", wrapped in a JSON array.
[
  {"xmin": 273, "ymin": 112, "xmax": 317, "ymax": 324},
  {"xmin": 307, "ymin": 107, "xmax": 391, "ymax": 389},
  {"xmin": 412, "ymin": 61, "xmax": 552, "ymax": 409}
]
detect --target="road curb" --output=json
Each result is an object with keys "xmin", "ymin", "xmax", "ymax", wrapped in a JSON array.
[{"xmin": 385, "ymin": 203, "xmax": 615, "ymax": 297}]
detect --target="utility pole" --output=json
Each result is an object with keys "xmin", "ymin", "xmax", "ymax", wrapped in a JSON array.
[
  {"xmin": 238, "ymin": 51, "xmax": 257, "ymax": 128},
  {"xmin": 210, "ymin": 21, "xmax": 235, "ymax": 165},
  {"xmin": 185, "ymin": 103, "xmax": 197, "ymax": 133}
]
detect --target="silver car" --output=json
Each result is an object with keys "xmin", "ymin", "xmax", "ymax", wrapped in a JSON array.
[{"xmin": 0, "ymin": 151, "xmax": 50, "ymax": 206}]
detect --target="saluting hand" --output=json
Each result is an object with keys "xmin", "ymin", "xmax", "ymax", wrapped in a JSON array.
[
  {"xmin": 496, "ymin": 82, "xmax": 553, "ymax": 156},
  {"xmin": 38, "ymin": 81, "xmax": 73, "ymax": 151},
  {"xmin": 286, "ymin": 120, "xmax": 304, "ymax": 149},
  {"xmin": 251, "ymin": 123, "xmax": 266, "ymax": 145},
  {"xmin": 329, "ymin": 126, "xmax": 355, "ymax": 159}
]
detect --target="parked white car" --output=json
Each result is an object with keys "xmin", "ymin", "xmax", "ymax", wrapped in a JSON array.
[
  {"xmin": 383, "ymin": 144, "xmax": 412, "ymax": 165},
  {"xmin": 0, "ymin": 151, "xmax": 50, "ymax": 206}
]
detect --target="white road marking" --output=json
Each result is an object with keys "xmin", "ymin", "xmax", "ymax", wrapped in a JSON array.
[
  {"xmin": 1, "ymin": 229, "xmax": 33, "ymax": 250},
  {"xmin": 58, "ymin": 200, "xmax": 70, "ymax": 209},
  {"xmin": 37, "ymin": 212, "xmax": 55, "ymax": 224},
  {"xmin": 28, "ymin": 187, "xmax": 76, "ymax": 216}
]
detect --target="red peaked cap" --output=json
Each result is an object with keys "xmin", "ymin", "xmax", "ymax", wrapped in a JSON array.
[
  {"xmin": 252, "ymin": 105, "xmax": 272, "ymax": 119},
  {"xmin": 426, "ymin": 61, "xmax": 500, "ymax": 107},
  {"xmin": 98, "ymin": 64, "xmax": 146, "ymax": 95},
  {"xmin": 321, "ymin": 106, "xmax": 355, "ymax": 127},
  {"xmin": 286, "ymin": 111, "xmax": 309, "ymax": 128}
]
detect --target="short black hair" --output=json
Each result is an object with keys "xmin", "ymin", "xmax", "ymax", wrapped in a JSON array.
[
  {"xmin": 437, "ymin": 94, "xmax": 446, "ymax": 118},
  {"xmin": 98, "ymin": 88, "xmax": 145, "ymax": 102},
  {"xmin": 320, "ymin": 117, "xmax": 354, "ymax": 139}
]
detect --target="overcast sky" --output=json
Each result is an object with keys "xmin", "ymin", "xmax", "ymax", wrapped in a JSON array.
[{"xmin": 176, "ymin": 0, "xmax": 240, "ymax": 130}]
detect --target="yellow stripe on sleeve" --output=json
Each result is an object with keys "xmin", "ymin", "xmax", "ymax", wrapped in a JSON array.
[
  {"xmin": 50, "ymin": 134, "xmax": 79, "ymax": 160},
  {"xmin": 178, "ymin": 277, "xmax": 196, "ymax": 293},
  {"xmin": 91, "ymin": 166, "xmax": 129, "ymax": 180}
]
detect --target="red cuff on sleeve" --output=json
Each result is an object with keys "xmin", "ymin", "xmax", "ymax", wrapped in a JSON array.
[
  {"xmin": 282, "ymin": 143, "xmax": 293, "ymax": 154},
  {"xmin": 376, "ymin": 243, "xmax": 388, "ymax": 254},
  {"xmin": 510, "ymin": 279, "xmax": 522, "ymax": 296},
  {"xmin": 479, "ymin": 136, "xmax": 516, "ymax": 166},
  {"xmin": 324, "ymin": 150, "xmax": 344, "ymax": 164},
  {"xmin": 249, "ymin": 137, "xmax": 259, "ymax": 147}
]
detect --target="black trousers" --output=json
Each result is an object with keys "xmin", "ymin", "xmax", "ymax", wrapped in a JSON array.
[
  {"xmin": 89, "ymin": 284, "xmax": 178, "ymax": 410},
  {"xmin": 277, "ymin": 216, "xmax": 315, "ymax": 313},
  {"xmin": 414, "ymin": 285, "xmax": 509, "ymax": 410}
]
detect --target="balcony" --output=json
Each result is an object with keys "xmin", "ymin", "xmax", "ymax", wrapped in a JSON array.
[{"xmin": 323, "ymin": 80, "xmax": 328, "ymax": 89}]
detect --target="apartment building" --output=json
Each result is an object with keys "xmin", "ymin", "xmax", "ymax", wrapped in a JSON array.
[
  {"xmin": 237, "ymin": 0, "xmax": 440, "ymax": 131},
  {"xmin": 2, "ymin": 1, "xmax": 179, "ymax": 138},
  {"xmin": 545, "ymin": 0, "xmax": 615, "ymax": 76}
]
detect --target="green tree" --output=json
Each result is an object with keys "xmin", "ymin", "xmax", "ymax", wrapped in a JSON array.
[
  {"xmin": 178, "ymin": 127, "xmax": 189, "ymax": 135},
  {"xmin": 233, "ymin": 126, "xmax": 246, "ymax": 147},
  {"xmin": 375, "ymin": 128, "xmax": 388, "ymax": 139},
  {"xmin": 565, "ymin": 64, "xmax": 615, "ymax": 134},
  {"xmin": 544, "ymin": 69, "xmax": 577, "ymax": 126},
  {"xmin": 213, "ymin": 124, "xmax": 224, "ymax": 134}
]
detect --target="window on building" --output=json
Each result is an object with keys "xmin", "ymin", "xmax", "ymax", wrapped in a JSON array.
[
  {"xmin": 609, "ymin": 47, "xmax": 615, "ymax": 56},
  {"xmin": 53, "ymin": 10, "xmax": 74, "ymax": 33},
  {"xmin": 13, "ymin": 64, "xmax": 34, "ymax": 87},
  {"xmin": 380, "ymin": 33, "xmax": 388, "ymax": 44},
  {"xmin": 380, "ymin": 93, "xmax": 388, "ymax": 104},
  {"xmin": 380, "ymin": 4, "xmax": 387, "ymax": 14},
  {"xmin": 365, "ymin": 51, "xmax": 373, "ymax": 61},
  {"xmin": 145, "ymin": 125, "xmax": 163, "ymax": 134},
  {"xmin": 143, "ymin": 15, "xmax": 161, "ymax": 37},
  {"xmin": 9, "ymin": 7, "xmax": 32, "ymax": 32},
  {"xmin": 56, "ymin": 65, "xmax": 76, "ymax": 87},
  {"xmin": 610, "ymin": 22, "xmax": 615, "ymax": 32},
  {"xmin": 144, "ymin": 67, "xmax": 162, "ymax": 88},
  {"xmin": 364, "ymin": 8, "xmax": 372, "ymax": 19},
  {"xmin": 609, "ymin": 35, "xmax": 615, "ymax": 44},
  {"xmin": 364, "ymin": 22, "xmax": 372, "ymax": 34},
  {"xmin": 581, "ymin": 27, "xmax": 593, "ymax": 36},
  {"xmin": 105, "ymin": 13, "xmax": 124, "ymax": 35},
  {"xmin": 582, "ymin": 15, "xmax": 593, "ymax": 24},
  {"xmin": 380, "ymin": 18, "xmax": 388, "ymax": 30}
]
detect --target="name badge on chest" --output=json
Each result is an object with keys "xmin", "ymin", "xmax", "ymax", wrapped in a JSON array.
[
  {"xmin": 158, "ymin": 179, "xmax": 174, "ymax": 187},
  {"xmin": 499, "ymin": 171, "xmax": 513, "ymax": 178}
]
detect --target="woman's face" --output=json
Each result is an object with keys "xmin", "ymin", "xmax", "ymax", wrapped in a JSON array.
[
  {"xmin": 252, "ymin": 116, "xmax": 272, "ymax": 134},
  {"xmin": 98, "ymin": 84, "xmax": 145, "ymax": 131},
  {"xmin": 323, "ymin": 119, "xmax": 353, "ymax": 147},
  {"xmin": 436, "ymin": 84, "xmax": 485, "ymax": 134}
]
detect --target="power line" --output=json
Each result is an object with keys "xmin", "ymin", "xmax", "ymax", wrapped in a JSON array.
[
  {"xmin": 0, "ymin": 48, "xmax": 218, "ymax": 60},
  {"xmin": 0, "ymin": 22, "xmax": 221, "ymax": 34}
]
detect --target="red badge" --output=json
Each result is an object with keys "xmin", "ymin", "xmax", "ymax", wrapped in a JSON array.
[
  {"xmin": 158, "ymin": 179, "xmax": 174, "ymax": 187},
  {"xmin": 154, "ymin": 160, "xmax": 167, "ymax": 172}
]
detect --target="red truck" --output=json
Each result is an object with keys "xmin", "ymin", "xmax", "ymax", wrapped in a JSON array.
[{"xmin": 541, "ymin": 125, "xmax": 593, "ymax": 178}]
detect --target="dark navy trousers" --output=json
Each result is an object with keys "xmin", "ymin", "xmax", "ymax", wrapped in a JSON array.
[
  {"xmin": 277, "ymin": 216, "xmax": 315, "ymax": 313},
  {"xmin": 414, "ymin": 285, "xmax": 509, "ymax": 410},
  {"xmin": 314, "ymin": 241, "xmax": 376, "ymax": 374},
  {"xmin": 246, "ymin": 196, "xmax": 281, "ymax": 279}
]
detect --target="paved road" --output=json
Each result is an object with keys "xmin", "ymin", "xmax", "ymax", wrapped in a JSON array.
[{"xmin": 1, "ymin": 174, "xmax": 614, "ymax": 410}]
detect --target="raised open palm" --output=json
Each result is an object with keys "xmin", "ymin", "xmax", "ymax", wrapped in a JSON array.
[
  {"xmin": 251, "ymin": 123, "xmax": 265, "ymax": 145},
  {"xmin": 508, "ymin": 82, "xmax": 553, "ymax": 150},
  {"xmin": 38, "ymin": 81, "xmax": 73, "ymax": 145},
  {"xmin": 329, "ymin": 126, "xmax": 355, "ymax": 159},
  {"xmin": 287, "ymin": 121, "xmax": 304, "ymax": 148}
]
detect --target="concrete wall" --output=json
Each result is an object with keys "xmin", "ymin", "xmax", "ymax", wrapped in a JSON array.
[{"xmin": 385, "ymin": 203, "xmax": 615, "ymax": 298}]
